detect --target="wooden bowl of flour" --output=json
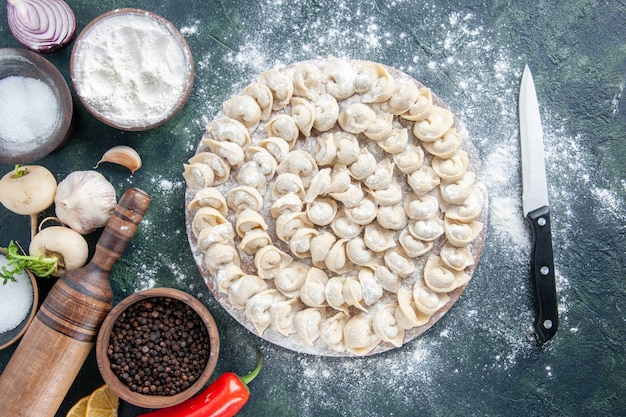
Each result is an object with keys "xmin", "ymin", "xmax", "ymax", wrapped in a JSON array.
[{"xmin": 70, "ymin": 9, "xmax": 194, "ymax": 131}]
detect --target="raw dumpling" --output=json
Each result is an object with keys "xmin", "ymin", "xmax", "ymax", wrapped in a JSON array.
[
  {"xmin": 304, "ymin": 168, "xmax": 331, "ymax": 203},
  {"xmin": 276, "ymin": 211, "xmax": 313, "ymax": 242},
  {"xmin": 443, "ymin": 218, "xmax": 483, "ymax": 247},
  {"xmin": 271, "ymin": 192, "xmax": 304, "ymax": 218},
  {"xmin": 270, "ymin": 173, "xmax": 306, "ymax": 202},
  {"xmin": 370, "ymin": 180, "xmax": 403, "ymax": 207},
  {"xmin": 227, "ymin": 185, "xmax": 264, "ymax": 213},
  {"xmin": 291, "ymin": 97, "xmax": 316, "ymax": 137},
  {"xmin": 358, "ymin": 267, "xmax": 383, "ymax": 306},
  {"xmin": 439, "ymin": 242, "xmax": 474, "ymax": 271},
  {"xmin": 248, "ymin": 146, "xmax": 279, "ymax": 181},
  {"xmin": 257, "ymin": 69, "xmax": 294, "ymax": 110},
  {"xmin": 254, "ymin": 245, "xmax": 294, "ymax": 279},
  {"xmin": 310, "ymin": 232, "xmax": 337, "ymax": 269},
  {"xmin": 401, "ymin": 87, "xmax": 433, "ymax": 121},
  {"xmin": 399, "ymin": 228, "xmax": 434, "ymax": 258},
  {"xmin": 343, "ymin": 313, "xmax": 380, "ymax": 356},
  {"xmin": 204, "ymin": 138, "xmax": 245, "ymax": 169},
  {"xmin": 323, "ymin": 56, "xmax": 356, "ymax": 99},
  {"xmin": 423, "ymin": 254, "xmax": 470, "ymax": 293},
  {"xmin": 407, "ymin": 165, "xmax": 441, "ymax": 195},
  {"xmin": 363, "ymin": 223, "xmax": 397, "ymax": 253},
  {"xmin": 385, "ymin": 79, "xmax": 419, "ymax": 115},
  {"xmin": 393, "ymin": 144, "xmax": 424, "ymax": 175},
  {"xmin": 215, "ymin": 264, "xmax": 245, "ymax": 294},
  {"xmin": 439, "ymin": 171, "xmax": 476, "ymax": 205},
  {"xmin": 274, "ymin": 261, "xmax": 310, "ymax": 298},
  {"xmin": 313, "ymin": 94, "xmax": 339, "ymax": 132},
  {"xmin": 403, "ymin": 193, "xmax": 439, "ymax": 220},
  {"xmin": 445, "ymin": 186, "xmax": 484, "ymax": 223},
  {"xmin": 188, "ymin": 152, "xmax": 231, "ymax": 186},
  {"xmin": 292, "ymin": 63, "xmax": 323, "ymax": 99},
  {"xmin": 344, "ymin": 196, "xmax": 378, "ymax": 225},
  {"xmin": 408, "ymin": 217, "xmax": 444, "ymax": 242},
  {"xmin": 338, "ymin": 103, "xmax": 376, "ymax": 134},
  {"xmin": 422, "ymin": 127, "xmax": 462, "ymax": 158},
  {"xmin": 239, "ymin": 229, "xmax": 272, "ymax": 255},
  {"xmin": 236, "ymin": 160, "xmax": 268, "ymax": 192},
  {"xmin": 289, "ymin": 227, "xmax": 320, "ymax": 259},
  {"xmin": 228, "ymin": 274, "xmax": 269, "ymax": 310},
  {"xmin": 258, "ymin": 136, "xmax": 290, "ymax": 163},
  {"xmin": 384, "ymin": 248, "xmax": 416, "ymax": 277},
  {"xmin": 321, "ymin": 312, "xmax": 349, "ymax": 353},
  {"xmin": 196, "ymin": 223, "xmax": 235, "ymax": 252},
  {"xmin": 277, "ymin": 150, "xmax": 318, "ymax": 188},
  {"xmin": 330, "ymin": 210, "xmax": 364, "ymax": 239},
  {"xmin": 300, "ymin": 267, "xmax": 329, "ymax": 308},
  {"xmin": 306, "ymin": 197, "xmax": 338, "ymax": 226},
  {"xmin": 349, "ymin": 148, "xmax": 378, "ymax": 180},
  {"xmin": 235, "ymin": 209, "xmax": 268, "ymax": 238},
  {"xmin": 373, "ymin": 303, "xmax": 405, "ymax": 347},
  {"xmin": 376, "ymin": 204, "xmax": 408, "ymax": 230},
  {"xmin": 245, "ymin": 289, "xmax": 286, "ymax": 335},
  {"xmin": 432, "ymin": 150, "xmax": 469, "ymax": 182},
  {"xmin": 243, "ymin": 83, "xmax": 273, "ymax": 120},
  {"xmin": 375, "ymin": 265, "xmax": 401, "ymax": 293},
  {"xmin": 204, "ymin": 244, "xmax": 240, "ymax": 274},
  {"xmin": 395, "ymin": 286, "xmax": 430, "ymax": 329},
  {"xmin": 413, "ymin": 105, "xmax": 454, "ymax": 142},
  {"xmin": 346, "ymin": 237, "xmax": 381, "ymax": 268},
  {"xmin": 222, "ymin": 95, "xmax": 262, "ymax": 131},
  {"xmin": 294, "ymin": 307, "xmax": 324, "ymax": 346},
  {"xmin": 315, "ymin": 132, "xmax": 338, "ymax": 166},
  {"xmin": 205, "ymin": 117, "xmax": 251, "ymax": 148},
  {"xmin": 192, "ymin": 206, "xmax": 228, "ymax": 238},
  {"xmin": 183, "ymin": 163, "xmax": 214, "ymax": 192},
  {"xmin": 376, "ymin": 128, "xmax": 409, "ymax": 154},
  {"xmin": 329, "ymin": 182, "xmax": 364, "ymax": 208},
  {"xmin": 265, "ymin": 114, "xmax": 300, "ymax": 147},
  {"xmin": 412, "ymin": 278, "xmax": 451, "ymax": 315},
  {"xmin": 359, "ymin": 63, "xmax": 395, "ymax": 103},
  {"xmin": 334, "ymin": 132, "xmax": 361, "ymax": 165},
  {"xmin": 325, "ymin": 239, "xmax": 354, "ymax": 274},
  {"xmin": 364, "ymin": 158, "xmax": 394, "ymax": 191},
  {"xmin": 188, "ymin": 187, "xmax": 228, "ymax": 215},
  {"xmin": 363, "ymin": 112, "xmax": 394, "ymax": 141},
  {"xmin": 270, "ymin": 298, "xmax": 301, "ymax": 336}
]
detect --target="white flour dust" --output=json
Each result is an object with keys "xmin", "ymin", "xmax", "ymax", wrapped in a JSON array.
[{"xmin": 177, "ymin": 0, "xmax": 624, "ymax": 413}]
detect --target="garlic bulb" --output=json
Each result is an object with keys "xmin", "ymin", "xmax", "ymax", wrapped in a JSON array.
[{"xmin": 54, "ymin": 170, "xmax": 117, "ymax": 234}]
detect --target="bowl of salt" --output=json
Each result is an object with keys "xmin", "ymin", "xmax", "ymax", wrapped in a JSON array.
[
  {"xmin": 0, "ymin": 48, "xmax": 74, "ymax": 165},
  {"xmin": 0, "ymin": 248, "xmax": 39, "ymax": 351}
]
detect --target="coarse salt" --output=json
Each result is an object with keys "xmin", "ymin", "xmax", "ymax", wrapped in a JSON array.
[
  {"xmin": 0, "ymin": 76, "xmax": 59, "ymax": 144},
  {"xmin": 0, "ymin": 256, "xmax": 34, "ymax": 334}
]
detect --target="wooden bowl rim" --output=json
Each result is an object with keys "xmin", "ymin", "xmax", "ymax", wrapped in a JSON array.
[
  {"xmin": 96, "ymin": 287, "xmax": 220, "ymax": 409},
  {"xmin": 0, "ymin": 248, "xmax": 39, "ymax": 351}
]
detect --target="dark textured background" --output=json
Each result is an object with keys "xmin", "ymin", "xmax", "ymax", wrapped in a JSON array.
[{"xmin": 1, "ymin": 1, "xmax": 625, "ymax": 416}]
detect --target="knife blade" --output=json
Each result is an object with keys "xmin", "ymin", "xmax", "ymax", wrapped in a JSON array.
[{"xmin": 519, "ymin": 65, "xmax": 558, "ymax": 343}]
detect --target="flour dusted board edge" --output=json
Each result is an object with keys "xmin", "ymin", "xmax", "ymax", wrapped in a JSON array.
[{"xmin": 184, "ymin": 58, "xmax": 487, "ymax": 357}]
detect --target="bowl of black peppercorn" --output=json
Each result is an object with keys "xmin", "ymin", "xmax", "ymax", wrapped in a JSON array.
[{"xmin": 96, "ymin": 287, "xmax": 220, "ymax": 409}]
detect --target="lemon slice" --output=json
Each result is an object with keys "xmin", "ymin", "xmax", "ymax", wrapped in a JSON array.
[
  {"xmin": 85, "ymin": 385, "xmax": 119, "ymax": 417},
  {"xmin": 66, "ymin": 395, "xmax": 89, "ymax": 417}
]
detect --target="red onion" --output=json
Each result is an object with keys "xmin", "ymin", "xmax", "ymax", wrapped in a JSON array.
[{"xmin": 6, "ymin": 0, "xmax": 77, "ymax": 53}]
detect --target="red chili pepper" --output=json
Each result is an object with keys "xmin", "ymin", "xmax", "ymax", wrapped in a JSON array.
[{"xmin": 139, "ymin": 350, "xmax": 263, "ymax": 417}]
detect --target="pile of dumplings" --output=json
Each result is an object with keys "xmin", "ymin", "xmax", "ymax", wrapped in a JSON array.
[{"xmin": 184, "ymin": 57, "xmax": 485, "ymax": 356}]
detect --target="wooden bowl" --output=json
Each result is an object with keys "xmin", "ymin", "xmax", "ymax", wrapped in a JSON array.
[
  {"xmin": 70, "ymin": 8, "xmax": 194, "ymax": 131},
  {"xmin": 0, "ymin": 248, "xmax": 39, "ymax": 351},
  {"xmin": 0, "ymin": 48, "xmax": 73, "ymax": 164},
  {"xmin": 96, "ymin": 288, "xmax": 219, "ymax": 409}
]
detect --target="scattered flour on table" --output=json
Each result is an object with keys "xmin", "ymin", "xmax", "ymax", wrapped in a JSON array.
[{"xmin": 183, "ymin": 0, "xmax": 624, "ymax": 412}]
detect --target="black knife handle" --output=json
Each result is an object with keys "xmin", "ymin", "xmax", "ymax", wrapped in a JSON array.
[{"xmin": 527, "ymin": 205, "xmax": 559, "ymax": 343}]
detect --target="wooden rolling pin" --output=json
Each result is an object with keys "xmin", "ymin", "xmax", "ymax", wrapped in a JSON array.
[{"xmin": 0, "ymin": 187, "xmax": 151, "ymax": 417}]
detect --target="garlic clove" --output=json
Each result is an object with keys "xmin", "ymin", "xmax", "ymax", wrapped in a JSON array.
[
  {"xmin": 95, "ymin": 145, "xmax": 142, "ymax": 173},
  {"xmin": 54, "ymin": 170, "xmax": 117, "ymax": 234}
]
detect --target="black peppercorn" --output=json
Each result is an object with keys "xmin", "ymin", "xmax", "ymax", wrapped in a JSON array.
[{"xmin": 107, "ymin": 297, "xmax": 211, "ymax": 396}]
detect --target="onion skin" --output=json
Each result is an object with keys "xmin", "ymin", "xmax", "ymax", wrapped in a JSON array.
[{"xmin": 6, "ymin": 0, "xmax": 77, "ymax": 53}]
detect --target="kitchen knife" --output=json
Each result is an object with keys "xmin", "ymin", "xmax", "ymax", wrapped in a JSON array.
[{"xmin": 519, "ymin": 65, "xmax": 558, "ymax": 343}]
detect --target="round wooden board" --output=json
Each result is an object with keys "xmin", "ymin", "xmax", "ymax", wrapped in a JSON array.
[{"xmin": 185, "ymin": 58, "xmax": 488, "ymax": 356}]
